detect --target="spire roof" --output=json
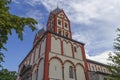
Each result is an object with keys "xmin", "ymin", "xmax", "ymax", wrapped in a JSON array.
[{"xmin": 52, "ymin": 7, "xmax": 62, "ymax": 14}]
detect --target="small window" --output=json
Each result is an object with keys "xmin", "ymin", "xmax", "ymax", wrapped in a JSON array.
[
  {"xmin": 69, "ymin": 66, "xmax": 74, "ymax": 78},
  {"xmin": 65, "ymin": 22, "xmax": 68, "ymax": 28},
  {"xmin": 65, "ymin": 32, "xmax": 68, "ymax": 37},
  {"xmin": 58, "ymin": 29, "xmax": 61, "ymax": 35},
  {"xmin": 98, "ymin": 67, "xmax": 100, "ymax": 71},
  {"xmin": 92, "ymin": 66, "xmax": 94, "ymax": 71},
  {"xmin": 51, "ymin": 21, "xmax": 54, "ymax": 28},
  {"xmin": 66, "ymin": 33, "xmax": 68, "ymax": 37},
  {"xmin": 58, "ymin": 19, "xmax": 62, "ymax": 25},
  {"xmin": 74, "ymin": 46, "xmax": 77, "ymax": 52}
]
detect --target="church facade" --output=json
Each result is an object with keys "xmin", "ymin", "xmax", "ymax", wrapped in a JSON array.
[{"xmin": 17, "ymin": 8, "xmax": 110, "ymax": 80}]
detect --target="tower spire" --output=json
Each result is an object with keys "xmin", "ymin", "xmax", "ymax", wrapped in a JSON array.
[{"xmin": 57, "ymin": 1, "xmax": 59, "ymax": 8}]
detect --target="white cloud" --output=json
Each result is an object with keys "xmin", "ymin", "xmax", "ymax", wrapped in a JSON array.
[
  {"xmin": 17, "ymin": 0, "xmax": 120, "ymax": 26},
  {"xmin": 25, "ymin": 10, "xmax": 43, "ymax": 21},
  {"xmin": 17, "ymin": 0, "xmax": 120, "ymax": 27},
  {"xmin": 72, "ymin": 32, "xmax": 89, "ymax": 44},
  {"xmin": 13, "ymin": 0, "xmax": 20, "ymax": 4},
  {"xmin": 23, "ymin": 0, "xmax": 120, "ymax": 25},
  {"xmin": 25, "ymin": 9, "xmax": 45, "ymax": 29},
  {"xmin": 86, "ymin": 51, "xmax": 113, "ymax": 64},
  {"xmin": 72, "ymin": 26, "xmax": 115, "ymax": 55},
  {"xmin": 24, "ymin": 0, "xmax": 42, "ymax": 6}
]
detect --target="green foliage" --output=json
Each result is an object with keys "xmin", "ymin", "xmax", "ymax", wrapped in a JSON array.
[
  {"xmin": 0, "ymin": 0, "xmax": 38, "ymax": 79},
  {"xmin": 0, "ymin": 0, "xmax": 37, "ymax": 68},
  {"xmin": 0, "ymin": 0, "xmax": 38, "ymax": 50},
  {"xmin": 108, "ymin": 28, "xmax": 120, "ymax": 80},
  {"xmin": 0, "ymin": 52, "xmax": 4, "ymax": 68},
  {"xmin": 0, "ymin": 69, "xmax": 17, "ymax": 80}
]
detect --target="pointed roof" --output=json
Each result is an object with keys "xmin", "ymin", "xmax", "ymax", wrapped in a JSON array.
[
  {"xmin": 51, "ymin": 7, "xmax": 69, "ymax": 21},
  {"xmin": 52, "ymin": 7, "xmax": 62, "ymax": 14},
  {"xmin": 37, "ymin": 27, "xmax": 45, "ymax": 35}
]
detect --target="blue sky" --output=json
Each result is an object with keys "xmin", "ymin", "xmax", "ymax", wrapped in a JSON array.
[{"xmin": 2, "ymin": 0, "xmax": 120, "ymax": 71}]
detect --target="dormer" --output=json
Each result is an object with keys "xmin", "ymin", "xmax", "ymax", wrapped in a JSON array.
[{"xmin": 47, "ymin": 7, "xmax": 72, "ymax": 39}]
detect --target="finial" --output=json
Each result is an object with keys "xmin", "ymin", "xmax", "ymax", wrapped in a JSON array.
[{"xmin": 57, "ymin": 1, "xmax": 59, "ymax": 8}]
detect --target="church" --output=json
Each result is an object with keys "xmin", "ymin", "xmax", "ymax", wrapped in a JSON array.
[{"xmin": 17, "ymin": 8, "xmax": 110, "ymax": 80}]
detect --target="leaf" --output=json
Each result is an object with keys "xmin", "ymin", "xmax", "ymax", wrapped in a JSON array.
[{"xmin": 108, "ymin": 28, "xmax": 120, "ymax": 79}]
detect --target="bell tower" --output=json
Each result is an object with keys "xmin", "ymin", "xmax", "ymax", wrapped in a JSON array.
[{"xmin": 47, "ymin": 7, "xmax": 72, "ymax": 39}]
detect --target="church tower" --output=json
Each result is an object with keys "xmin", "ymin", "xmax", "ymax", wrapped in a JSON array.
[
  {"xmin": 47, "ymin": 7, "xmax": 72, "ymax": 39},
  {"xmin": 17, "ymin": 8, "xmax": 89, "ymax": 80}
]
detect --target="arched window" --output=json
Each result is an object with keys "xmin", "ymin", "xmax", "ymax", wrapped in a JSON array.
[
  {"xmin": 69, "ymin": 66, "xmax": 74, "ymax": 78},
  {"xmin": 74, "ymin": 46, "xmax": 77, "ymax": 52},
  {"xmin": 58, "ymin": 19, "xmax": 62, "ymax": 26},
  {"xmin": 92, "ymin": 66, "xmax": 94, "ymax": 71},
  {"xmin": 65, "ymin": 22, "xmax": 68, "ymax": 28},
  {"xmin": 98, "ymin": 67, "xmax": 100, "ymax": 71}
]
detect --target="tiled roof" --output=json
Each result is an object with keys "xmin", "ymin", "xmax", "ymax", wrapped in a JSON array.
[{"xmin": 52, "ymin": 7, "xmax": 62, "ymax": 14}]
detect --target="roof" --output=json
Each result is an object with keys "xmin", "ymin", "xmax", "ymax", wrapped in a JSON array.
[
  {"xmin": 87, "ymin": 59, "xmax": 107, "ymax": 66},
  {"xmin": 37, "ymin": 28, "xmax": 45, "ymax": 35},
  {"xmin": 33, "ymin": 28, "xmax": 45, "ymax": 46},
  {"xmin": 88, "ymin": 71, "xmax": 110, "ymax": 75},
  {"xmin": 52, "ymin": 7, "xmax": 62, "ymax": 14}
]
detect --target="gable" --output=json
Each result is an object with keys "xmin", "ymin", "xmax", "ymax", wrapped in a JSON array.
[{"xmin": 57, "ymin": 11, "xmax": 69, "ymax": 21}]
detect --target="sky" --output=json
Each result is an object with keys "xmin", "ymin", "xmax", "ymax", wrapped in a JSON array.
[{"xmin": 2, "ymin": 0, "xmax": 120, "ymax": 71}]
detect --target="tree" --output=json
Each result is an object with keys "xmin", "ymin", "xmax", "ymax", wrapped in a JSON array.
[
  {"xmin": 0, "ymin": 69, "xmax": 17, "ymax": 80},
  {"xmin": 108, "ymin": 28, "xmax": 120, "ymax": 80},
  {"xmin": 0, "ymin": 52, "xmax": 4, "ymax": 68},
  {"xmin": 0, "ymin": 0, "xmax": 37, "ymax": 50},
  {"xmin": 0, "ymin": 0, "xmax": 37, "ymax": 64},
  {"xmin": 0, "ymin": 0, "xmax": 38, "ymax": 79}
]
